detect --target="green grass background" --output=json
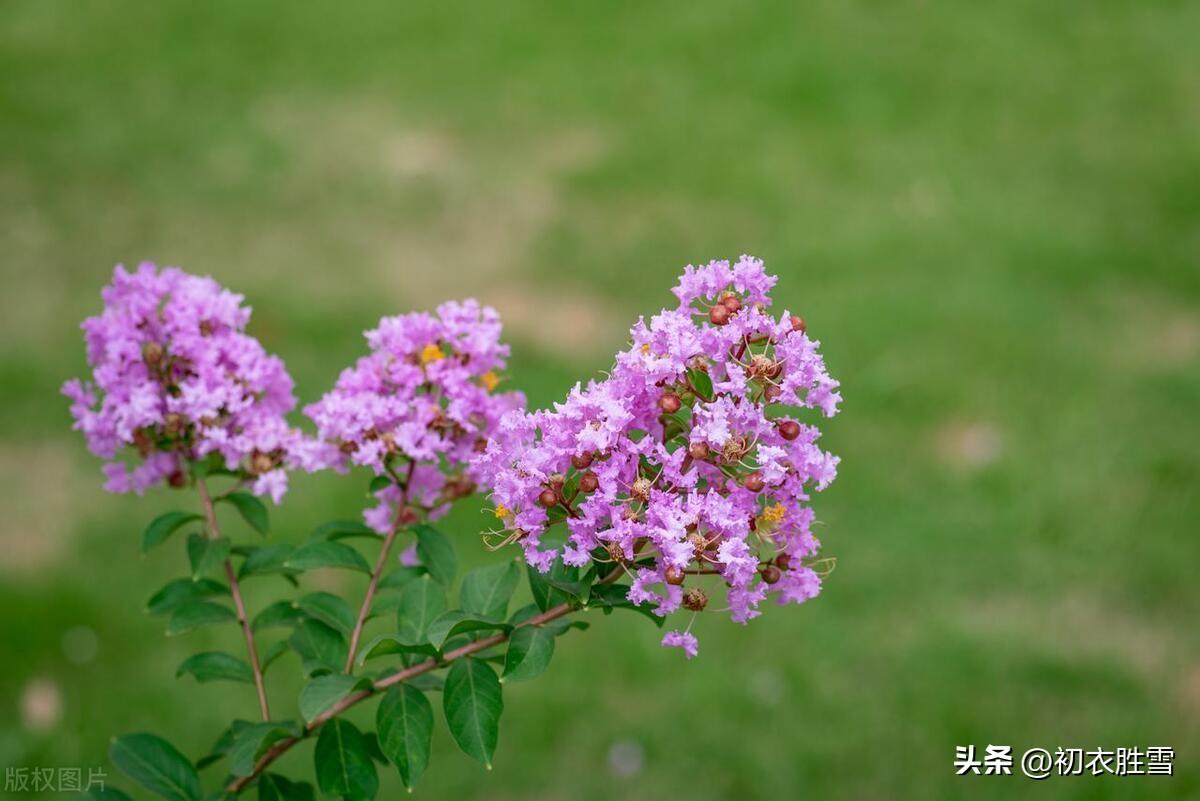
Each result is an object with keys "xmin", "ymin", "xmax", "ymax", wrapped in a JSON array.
[{"xmin": 2, "ymin": 2, "xmax": 1198, "ymax": 799}]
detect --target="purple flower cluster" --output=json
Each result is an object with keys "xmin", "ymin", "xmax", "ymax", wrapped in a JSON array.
[
  {"xmin": 304, "ymin": 301, "xmax": 525, "ymax": 531},
  {"xmin": 475, "ymin": 256, "xmax": 842, "ymax": 657},
  {"xmin": 62, "ymin": 263, "xmax": 325, "ymax": 502}
]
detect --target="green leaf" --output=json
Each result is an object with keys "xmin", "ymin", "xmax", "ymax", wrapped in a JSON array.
[
  {"xmin": 146, "ymin": 578, "xmax": 227, "ymax": 616},
  {"xmin": 314, "ymin": 719, "xmax": 378, "ymax": 801},
  {"xmin": 289, "ymin": 619, "xmax": 348, "ymax": 675},
  {"xmin": 502, "ymin": 625, "xmax": 556, "ymax": 682},
  {"xmin": 443, "ymin": 658, "xmax": 503, "ymax": 768},
  {"xmin": 396, "ymin": 576, "xmax": 446, "ymax": 645},
  {"xmin": 587, "ymin": 583, "xmax": 665, "ymax": 626},
  {"xmin": 367, "ymin": 593, "xmax": 404, "ymax": 619},
  {"xmin": 297, "ymin": 592, "xmax": 356, "ymax": 635},
  {"xmin": 229, "ymin": 721, "xmax": 298, "ymax": 777},
  {"xmin": 110, "ymin": 732, "xmax": 202, "ymax": 801},
  {"xmin": 527, "ymin": 559, "xmax": 583, "ymax": 612},
  {"xmin": 175, "ymin": 651, "xmax": 253, "ymax": 684},
  {"xmin": 356, "ymin": 635, "xmax": 438, "ymax": 666},
  {"xmin": 376, "ymin": 684, "xmax": 433, "ymax": 789},
  {"xmin": 426, "ymin": 611, "xmax": 510, "ymax": 650},
  {"xmin": 368, "ymin": 474, "xmax": 393, "ymax": 493},
  {"xmin": 307, "ymin": 519, "xmax": 378, "ymax": 543},
  {"xmin": 285, "ymin": 541, "xmax": 371, "ymax": 574},
  {"xmin": 220, "ymin": 491, "xmax": 269, "ymax": 534},
  {"xmin": 82, "ymin": 786, "xmax": 135, "ymax": 801},
  {"xmin": 238, "ymin": 544, "xmax": 296, "ymax": 579},
  {"xmin": 142, "ymin": 512, "xmax": 203, "ymax": 553},
  {"xmin": 413, "ymin": 524, "xmax": 456, "ymax": 586},
  {"xmin": 687, "ymin": 366, "xmax": 714, "ymax": 401},
  {"xmin": 186, "ymin": 533, "xmax": 231, "ymax": 580},
  {"xmin": 260, "ymin": 640, "xmax": 290, "ymax": 674},
  {"xmin": 253, "ymin": 600, "xmax": 304, "ymax": 632},
  {"xmin": 377, "ymin": 566, "xmax": 424, "ymax": 592},
  {"xmin": 166, "ymin": 601, "xmax": 236, "ymax": 636},
  {"xmin": 459, "ymin": 561, "xmax": 520, "ymax": 619},
  {"xmin": 258, "ymin": 773, "xmax": 315, "ymax": 801},
  {"xmin": 300, "ymin": 674, "xmax": 365, "ymax": 723}
]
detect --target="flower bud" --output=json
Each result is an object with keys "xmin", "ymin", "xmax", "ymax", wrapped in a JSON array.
[
  {"xmin": 538, "ymin": 488, "xmax": 559, "ymax": 508},
  {"xmin": 132, "ymin": 429, "xmax": 155, "ymax": 457},
  {"xmin": 579, "ymin": 470, "xmax": 599, "ymax": 493},
  {"xmin": 777, "ymin": 420, "xmax": 801, "ymax": 441},
  {"xmin": 142, "ymin": 342, "xmax": 165, "ymax": 368},
  {"xmin": 631, "ymin": 477, "xmax": 652, "ymax": 502},
  {"xmin": 251, "ymin": 452, "xmax": 274, "ymax": 474},
  {"xmin": 790, "ymin": 315, "xmax": 806, "ymax": 334},
  {"xmin": 164, "ymin": 413, "xmax": 185, "ymax": 437},
  {"xmin": 665, "ymin": 566, "xmax": 686, "ymax": 586},
  {"xmin": 167, "ymin": 471, "xmax": 186, "ymax": 488},
  {"xmin": 720, "ymin": 294, "xmax": 742, "ymax": 314},
  {"xmin": 474, "ymin": 437, "xmax": 488, "ymax": 453},
  {"xmin": 682, "ymin": 587, "xmax": 708, "ymax": 612},
  {"xmin": 708, "ymin": 304, "xmax": 730, "ymax": 326},
  {"xmin": 548, "ymin": 473, "xmax": 566, "ymax": 490},
  {"xmin": 688, "ymin": 441, "xmax": 710, "ymax": 460},
  {"xmin": 760, "ymin": 564, "xmax": 782, "ymax": 584},
  {"xmin": 775, "ymin": 553, "xmax": 792, "ymax": 570},
  {"xmin": 659, "ymin": 392, "xmax": 682, "ymax": 414},
  {"xmin": 398, "ymin": 506, "xmax": 421, "ymax": 526},
  {"xmin": 571, "ymin": 451, "xmax": 594, "ymax": 470},
  {"xmin": 763, "ymin": 384, "xmax": 782, "ymax": 402},
  {"xmin": 743, "ymin": 471, "xmax": 765, "ymax": 492}
]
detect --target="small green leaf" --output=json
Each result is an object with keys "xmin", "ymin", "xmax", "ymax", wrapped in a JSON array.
[
  {"xmin": 527, "ymin": 559, "xmax": 582, "ymax": 612},
  {"xmin": 176, "ymin": 651, "xmax": 254, "ymax": 684},
  {"xmin": 502, "ymin": 625, "xmax": 556, "ymax": 682},
  {"xmin": 238, "ymin": 544, "xmax": 296, "ymax": 579},
  {"xmin": 426, "ymin": 611, "xmax": 510, "ymax": 650},
  {"xmin": 356, "ymin": 635, "xmax": 438, "ymax": 666},
  {"xmin": 187, "ymin": 533, "xmax": 231, "ymax": 580},
  {"xmin": 297, "ymin": 592, "xmax": 356, "ymax": 635},
  {"xmin": 82, "ymin": 786, "xmax": 135, "ymax": 801},
  {"xmin": 166, "ymin": 601, "xmax": 236, "ymax": 636},
  {"xmin": 376, "ymin": 684, "xmax": 433, "ymax": 789},
  {"xmin": 142, "ymin": 512, "xmax": 203, "ymax": 553},
  {"xmin": 459, "ymin": 561, "xmax": 520, "ymax": 620},
  {"xmin": 588, "ymin": 583, "xmax": 665, "ymax": 626},
  {"xmin": 368, "ymin": 474, "xmax": 393, "ymax": 493},
  {"xmin": 253, "ymin": 600, "xmax": 304, "ymax": 632},
  {"xmin": 257, "ymin": 773, "xmax": 315, "ymax": 801},
  {"xmin": 367, "ymin": 593, "xmax": 404, "ymax": 619},
  {"xmin": 314, "ymin": 719, "xmax": 378, "ymax": 801},
  {"xmin": 396, "ymin": 576, "xmax": 446, "ymax": 645},
  {"xmin": 285, "ymin": 541, "xmax": 371, "ymax": 574},
  {"xmin": 443, "ymin": 658, "xmax": 503, "ymax": 768},
  {"xmin": 220, "ymin": 491, "xmax": 269, "ymax": 534},
  {"xmin": 300, "ymin": 674, "xmax": 362, "ymax": 723},
  {"xmin": 289, "ymin": 619, "xmax": 348, "ymax": 675},
  {"xmin": 307, "ymin": 519, "xmax": 378, "ymax": 543},
  {"xmin": 229, "ymin": 721, "xmax": 298, "ymax": 777},
  {"xmin": 260, "ymin": 640, "xmax": 290, "ymax": 674},
  {"xmin": 413, "ymin": 524, "xmax": 456, "ymax": 586},
  {"xmin": 146, "ymin": 578, "xmax": 227, "ymax": 616},
  {"xmin": 110, "ymin": 732, "xmax": 202, "ymax": 801},
  {"xmin": 377, "ymin": 566, "xmax": 425, "ymax": 592},
  {"xmin": 687, "ymin": 366, "xmax": 714, "ymax": 401}
]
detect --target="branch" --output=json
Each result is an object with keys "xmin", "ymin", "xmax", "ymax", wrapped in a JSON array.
[
  {"xmin": 196, "ymin": 477, "xmax": 271, "ymax": 721},
  {"xmin": 226, "ymin": 568, "xmax": 625, "ymax": 794}
]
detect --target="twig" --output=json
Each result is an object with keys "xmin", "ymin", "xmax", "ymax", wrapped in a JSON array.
[{"xmin": 197, "ymin": 477, "xmax": 271, "ymax": 721}]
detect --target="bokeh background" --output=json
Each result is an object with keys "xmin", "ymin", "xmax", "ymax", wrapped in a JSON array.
[{"xmin": 2, "ymin": 2, "xmax": 1197, "ymax": 799}]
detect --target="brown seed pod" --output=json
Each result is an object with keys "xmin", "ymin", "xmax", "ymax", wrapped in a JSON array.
[
  {"xmin": 743, "ymin": 472, "xmax": 765, "ymax": 492},
  {"xmin": 167, "ymin": 471, "xmax": 187, "ymax": 488},
  {"xmin": 682, "ymin": 587, "xmax": 708, "ymax": 612},
  {"xmin": 790, "ymin": 315, "xmax": 807, "ymax": 334},
  {"xmin": 571, "ymin": 451, "xmax": 594, "ymax": 470},
  {"xmin": 760, "ymin": 565, "xmax": 782, "ymax": 584},
  {"xmin": 709, "ymin": 304, "xmax": 730, "ymax": 326},
  {"xmin": 721, "ymin": 294, "xmax": 742, "ymax": 314},
  {"xmin": 688, "ymin": 441, "xmax": 711, "ymax": 460},
  {"xmin": 579, "ymin": 471, "xmax": 599, "ymax": 493},
  {"xmin": 659, "ymin": 392, "xmax": 682, "ymax": 414},
  {"xmin": 778, "ymin": 420, "xmax": 801, "ymax": 441},
  {"xmin": 665, "ymin": 566, "xmax": 686, "ymax": 586},
  {"xmin": 538, "ymin": 488, "xmax": 559, "ymax": 508},
  {"xmin": 775, "ymin": 553, "xmax": 793, "ymax": 570}
]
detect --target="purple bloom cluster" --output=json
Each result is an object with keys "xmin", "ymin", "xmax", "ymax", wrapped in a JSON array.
[
  {"xmin": 304, "ymin": 300, "xmax": 525, "ymax": 531},
  {"xmin": 475, "ymin": 256, "xmax": 842, "ymax": 656},
  {"xmin": 62, "ymin": 263, "xmax": 324, "ymax": 502}
]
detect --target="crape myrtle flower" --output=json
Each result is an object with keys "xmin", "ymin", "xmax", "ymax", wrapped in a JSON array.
[
  {"xmin": 63, "ymin": 264, "xmax": 329, "ymax": 502},
  {"xmin": 475, "ymin": 256, "xmax": 841, "ymax": 656},
  {"xmin": 305, "ymin": 300, "xmax": 525, "ymax": 531}
]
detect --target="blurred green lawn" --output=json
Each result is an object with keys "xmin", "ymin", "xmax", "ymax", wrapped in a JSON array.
[{"xmin": 2, "ymin": 2, "xmax": 1198, "ymax": 799}]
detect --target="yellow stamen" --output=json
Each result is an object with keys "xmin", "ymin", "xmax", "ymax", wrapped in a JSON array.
[
  {"xmin": 760, "ymin": 502, "xmax": 786, "ymax": 525},
  {"xmin": 480, "ymin": 371, "xmax": 500, "ymax": 392},
  {"xmin": 419, "ymin": 343, "xmax": 445, "ymax": 365},
  {"xmin": 640, "ymin": 343, "xmax": 651, "ymax": 355},
  {"xmin": 493, "ymin": 504, "xmax": 510, "ymax": 519}
]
